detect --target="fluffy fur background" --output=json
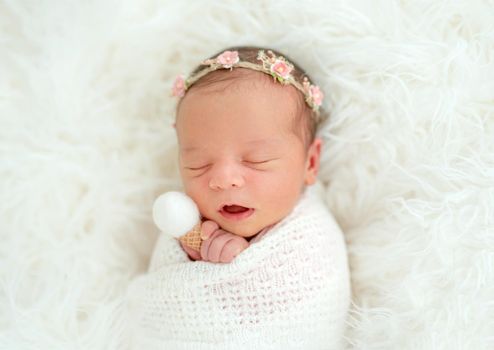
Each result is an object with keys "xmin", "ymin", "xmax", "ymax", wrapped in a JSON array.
[{"xmin": 1, "ymin": 0, "xmax": 493, "ymax": 349}]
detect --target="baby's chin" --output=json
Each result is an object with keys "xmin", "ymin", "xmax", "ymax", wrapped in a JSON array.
[{"xmin": 210, "ymin": 217, "xmax": 265, "ymax": 239}]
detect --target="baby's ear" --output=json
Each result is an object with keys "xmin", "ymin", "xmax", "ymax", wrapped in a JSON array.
[{"xmin": 304, "ymin": 137, "xmax": 322, "ymax": 185}]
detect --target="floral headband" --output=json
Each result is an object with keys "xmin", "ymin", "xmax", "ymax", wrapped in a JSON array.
[{"xmin": 171, "ymin": 49, "xmax": 325, "ymax": 122}]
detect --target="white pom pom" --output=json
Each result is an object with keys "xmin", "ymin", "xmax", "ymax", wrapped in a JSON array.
[{"xmin": 152, "ymin": 191, "xmax": 200, "ymax": 237}]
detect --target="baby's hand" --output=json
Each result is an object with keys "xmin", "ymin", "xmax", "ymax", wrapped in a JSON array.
[{"xmin": 180, "ymin": 220, "xmax": 249, "ymax": 263}]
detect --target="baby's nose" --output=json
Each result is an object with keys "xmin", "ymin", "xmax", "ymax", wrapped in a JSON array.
[{"xmin": 208, "ymin": 162, "xmax": 245, "ymax": 191}]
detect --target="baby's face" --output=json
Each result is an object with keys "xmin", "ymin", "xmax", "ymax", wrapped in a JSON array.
[{"xmin": 175, "ymin": 74, "xmax": 321, "ymax": 238}]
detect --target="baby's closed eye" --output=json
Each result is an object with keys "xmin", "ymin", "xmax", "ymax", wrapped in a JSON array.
[
  {"xmin": 182, "ymin": 157, "xmax": 281, "ymax": 177},
  {"xmin": 242, "ymin": 158, "xmax": 279, "ymax": 169},
  {"xmin": 183, "ymin": 164, "xmax": 212, "ymax": 177},
  {"xmin": 185, "ymin": 164, "xmax": 211, "ymax": 171}
]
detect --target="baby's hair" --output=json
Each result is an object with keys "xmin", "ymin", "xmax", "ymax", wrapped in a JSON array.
[{"xmin": 176, "ymin": 46, "xmax": 325, "ymax": 149}]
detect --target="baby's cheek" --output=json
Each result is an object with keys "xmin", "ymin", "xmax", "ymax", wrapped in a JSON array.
[
  {"xmin": 248, "ymin": 171, "xmax": 283, "ymax": 194},
  {"xmin": 183, "ymin": 180, "xmax": 207, "ymax": 209},
  {"xmin": 184, "ymin": 179, "xmax": 213, "ymax": 218}
]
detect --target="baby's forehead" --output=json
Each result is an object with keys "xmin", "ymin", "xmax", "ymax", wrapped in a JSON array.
[
  {"xmin": 175, "ymin": 68, "xmax": 310, "ymax": 147},
  {"xmin": 177, "ymin": 69, "xmax": 304, "ymax": 130}
]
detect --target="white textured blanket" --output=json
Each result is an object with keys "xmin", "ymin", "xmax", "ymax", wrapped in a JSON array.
[{"xmin": 126, "ymin": 185, "xmax": 350, "ymax": 349}]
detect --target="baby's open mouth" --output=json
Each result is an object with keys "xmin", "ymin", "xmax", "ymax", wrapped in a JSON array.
[
  {"xmin": 223, "ymin": 205, "xmax": 249, "ymax": 213},
  {"xmin": 219, "ymin": 205, "xmax": 254, "ymax": 221}
]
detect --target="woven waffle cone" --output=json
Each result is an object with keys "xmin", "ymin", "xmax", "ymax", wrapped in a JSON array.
[{"xmin": 178, "ymin": 222, "xmax": 202, "ymax": 252}]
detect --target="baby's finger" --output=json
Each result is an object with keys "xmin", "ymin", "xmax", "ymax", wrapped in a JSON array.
[
  {"xmin": 200, "ymin": 220, "xmax": 219, "ymax": 240},
  {"xmin": 220, "ymin": 238, "xmax": 249, "ymax": 263},
  {"xmin": 203, "ymin": 231, "xmax": 236, "ymax": 263},
  {"xmin": 200, "ymin": 229, "xmax": 224, "ymax": 261}
]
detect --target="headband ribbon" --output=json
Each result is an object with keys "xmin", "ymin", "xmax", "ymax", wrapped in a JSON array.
[{"xmin": 171, "ymin": 49, "xmax": 324, "ymax": 121}]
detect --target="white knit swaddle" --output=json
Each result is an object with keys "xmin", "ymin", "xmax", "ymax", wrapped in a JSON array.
[{"xmin": 125, "ymin": 185, "xmax": 350, "ymax": 350}]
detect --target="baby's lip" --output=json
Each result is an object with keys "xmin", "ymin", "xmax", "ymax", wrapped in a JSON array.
[
  {"xmin": 218, "ymin": 203, "xmax": 252, "ymax": 211},
  {"xmin": 218, "ymin": 204, "xmax": 255, "ymax": 221}
]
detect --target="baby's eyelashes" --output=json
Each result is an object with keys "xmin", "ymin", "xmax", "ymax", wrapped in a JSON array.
[
  {"xmin": 242, "ymin": 158, "xmax": 279, "ymax": 169},
  {"xmin": 183, "ymin": 158, "xmax": 280, "ymax": 175},
  {"xmin": 185, "ymin": 164, "xmax": 211, "ymax": 171},
  {"xmin": 184, "ymin": 164, "xmax": 211, "ymax": 177},
  {"xmin": 243, "ymin": 159, "xmax": 270, "ymax": 164}
]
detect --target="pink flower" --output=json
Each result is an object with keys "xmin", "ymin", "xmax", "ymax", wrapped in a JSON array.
[
  {"xmin": 310, "ymin": 85, "xmax": 324, "ymax": 106},
  {"xmin": 270, "ymin": 59, "xmax": 292, "ymax": 79},
  {"xmin": 172, "ymin": 75, "xmax": 186, "ymax": 97},
  {"xmin": 216, "ymin": 50, "xmax": 239, "ymax": 68}
]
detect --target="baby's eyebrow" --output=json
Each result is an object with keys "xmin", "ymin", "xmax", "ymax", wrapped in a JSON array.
[
  {"xmin": 182, "ymin": 146, "xmax": 200, "ymax": 153},
  {"xmin": 245, "ymin": 138, "xmax": 283, "ymax": 147},
  {"xmin": 181, "ymin": 138, "xmax": 283, "ymax": 154}
]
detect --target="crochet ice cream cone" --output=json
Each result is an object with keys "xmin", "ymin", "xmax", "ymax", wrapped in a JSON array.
[
  {"xmin": 178, "ymin": 223, "xmax": 203, "ymax": 252},
  {"xmin": 152, "ymin": 191, "xmax": 204, "ymax": 253}
]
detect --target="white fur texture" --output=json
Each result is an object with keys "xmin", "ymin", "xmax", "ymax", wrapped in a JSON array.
[
  {"xmin": 152, "ymin": 191, "xmax": 199, "ymax": 237},
  {"xmin": 1, "ymin": 0, "xmax": 493, "ymax": 349}
]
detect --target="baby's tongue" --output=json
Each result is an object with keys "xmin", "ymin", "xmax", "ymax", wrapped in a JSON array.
[{"xmin": 224, "ymin": 205, "xmax": 248, "ymax": 213}]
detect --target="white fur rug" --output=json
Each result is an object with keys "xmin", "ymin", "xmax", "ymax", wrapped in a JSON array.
[{"xmin": 1, "ymin": 0, "xmax": 493, "ymax": 349}]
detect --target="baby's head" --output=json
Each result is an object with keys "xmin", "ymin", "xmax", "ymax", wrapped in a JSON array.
[{"xmin": 173, "ymin": 47, "xmax": 325, "ymax": 238}]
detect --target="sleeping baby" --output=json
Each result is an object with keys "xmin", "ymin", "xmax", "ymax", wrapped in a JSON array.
[{"xmin": 126, "ymin": 46, "xmax": 351, "ymax": 350}]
